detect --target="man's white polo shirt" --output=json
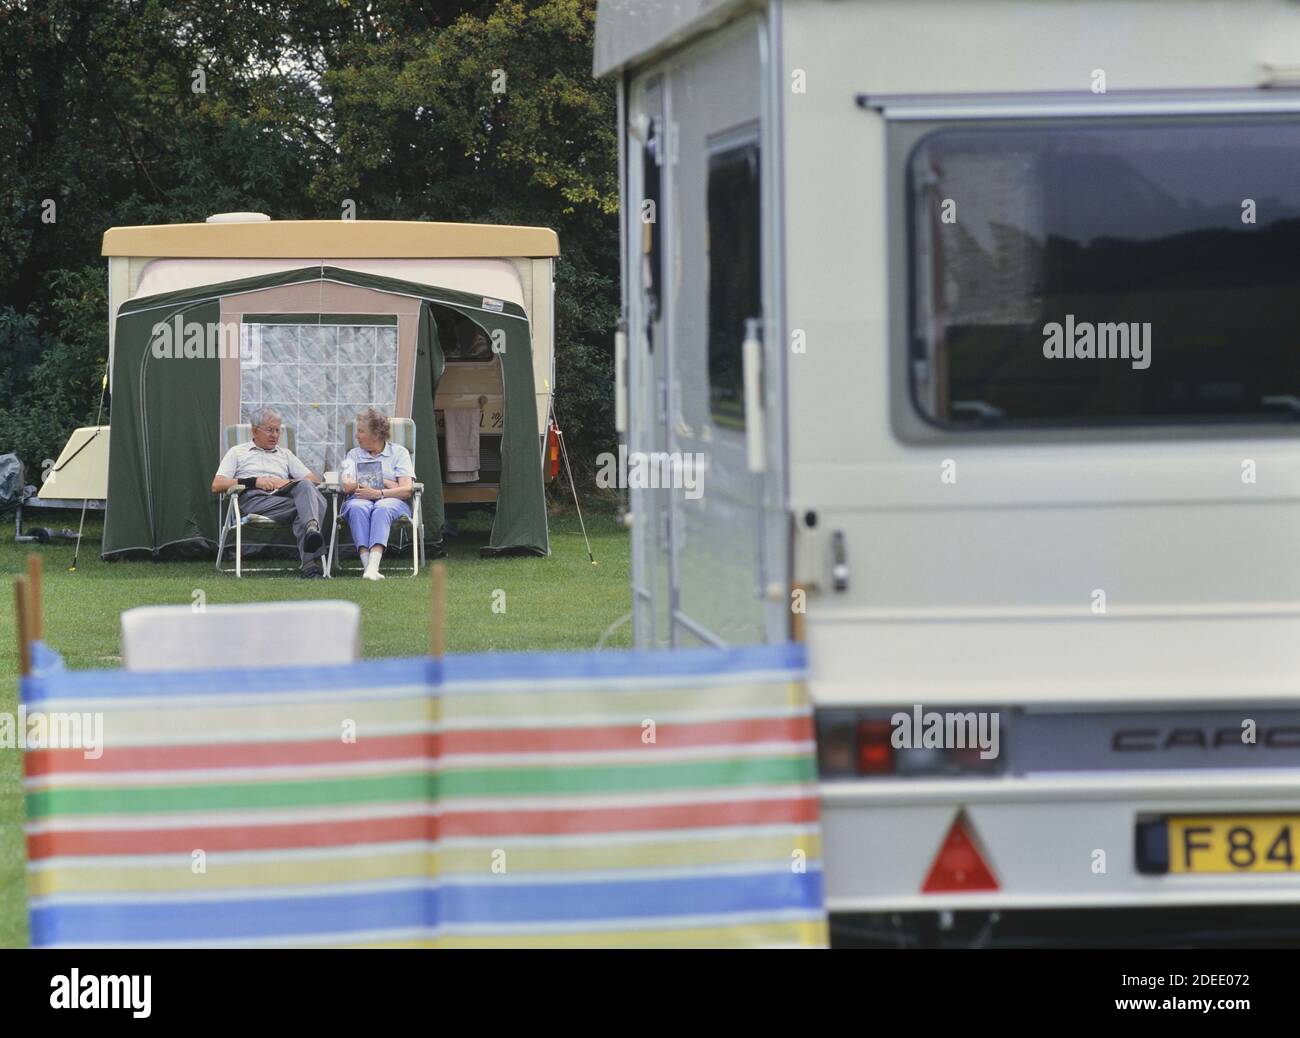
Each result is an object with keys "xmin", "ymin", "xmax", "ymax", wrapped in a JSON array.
[{"xmin": 216, "ymin": 442, "xmax": 312, "ymax": 482}]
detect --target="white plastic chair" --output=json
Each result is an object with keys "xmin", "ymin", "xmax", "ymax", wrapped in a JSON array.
[{"xmin": 122, "ymin": 601, "xmax": 361, "ymax": 671}]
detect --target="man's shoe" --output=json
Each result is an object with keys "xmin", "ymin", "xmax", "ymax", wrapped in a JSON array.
[
  {"xmin": 303, "ymin": 521, "xmax": 324, "ymax": 554},
  {"xmin": 301, "ymin": 561, "xmax": 324, "ymax": 579}
]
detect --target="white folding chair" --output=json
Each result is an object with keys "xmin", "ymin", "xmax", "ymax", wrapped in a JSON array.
[
  {"xmin": 215, "ymin": 423, "xmax": 311, "ymax": 576},
  {"xmin": 122, "ymin": 601, "xmax": 360, "ymax": 670},
  {"xmin": 325, "ymin": 417, "xmax": 425, "ymax": 577}
]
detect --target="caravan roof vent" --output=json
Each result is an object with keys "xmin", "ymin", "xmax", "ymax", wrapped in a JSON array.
[{"xmin": 205, "ymin": 212, "xmax": 271, "ymax": 224}]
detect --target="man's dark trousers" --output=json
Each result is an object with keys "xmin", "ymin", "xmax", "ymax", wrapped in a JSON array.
[{"xmin": 238, "ymin": 481, "xmax": 328, "ymax": 564}]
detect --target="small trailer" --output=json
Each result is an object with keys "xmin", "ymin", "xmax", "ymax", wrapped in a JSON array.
[
  {"xmin": 596, "ymin": 0, "xmax": 1300, "ymax": 944},
  {"xmin": 12, "ymin": 426, "xmax": 109, "ymax": 543}
]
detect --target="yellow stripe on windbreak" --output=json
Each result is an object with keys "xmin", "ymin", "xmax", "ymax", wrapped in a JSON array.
[
  {"xmin": 83, "ymin": 683, "xmax": 801, "ymax": 743},
  {"xmin": 337, "ymin": 919, "xmax": 828, "ymax": 949},
  {"xmin": 29, "ymin": 833, "xmax": 823, "ymax": 895},
  {"xmin": 92, "ymin": 696, "xmax": 435, "ymax": 744},
  {"xmin": 439, "ymin": 682, "xmax": 804, "ymax": 724},
  {"xmin": 31, "ymin": 850, "xmax": 433, "ymax": 897},
  {"xmin": 784, "ymin": 680, "xmax": 810, "ymax": 710}
]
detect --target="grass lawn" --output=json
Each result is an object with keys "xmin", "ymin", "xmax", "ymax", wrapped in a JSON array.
[{"xmin": 0, "ymin": 507, "xmax": 630, "ymax": 948}]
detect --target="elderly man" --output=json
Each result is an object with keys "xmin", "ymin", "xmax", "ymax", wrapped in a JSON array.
[{"xmin": 211, "ymin": 408, "xmax": 328, "ymax": 578}]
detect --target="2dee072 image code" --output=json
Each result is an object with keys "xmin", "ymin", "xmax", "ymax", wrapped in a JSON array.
[{"xmin": 1123, "ymin": 976, "xmax": 1251, "ymax": 989}]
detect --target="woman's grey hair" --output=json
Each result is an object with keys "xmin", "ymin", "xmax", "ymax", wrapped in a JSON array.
[
  {"xmin": 357, "ymin": 406, "xmax": 390, "ymax": 441},
  {"xmin": 251, "ymin": 406, "xmax": 282, "ymax": 429}
]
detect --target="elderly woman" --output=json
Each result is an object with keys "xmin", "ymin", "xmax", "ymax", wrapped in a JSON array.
[{"xmin": 340, "ymin": 407, "xmax": 415, "ymax": 580}]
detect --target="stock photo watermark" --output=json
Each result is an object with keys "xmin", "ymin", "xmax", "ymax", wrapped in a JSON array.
[
  {"xmin": 50, "ymin": 970, "xmax": 151, "ymax": 1018},
  {"xmin": 1042, "ymin": 315, "xmax": 1152, "ymax": 370},
  {"xmin": 891, "ymin": 705, "xmax": 1000, "ymax": 761},
  {"xmin": 595, "ymin": 446, "xmax": 705, "ymax": 500},
  {"xmin": 0, "ymin": 707, "xmax": 104, "ymax": 759},
  {"xmin": 149, "ymin": 317, "xmax": 253, "ymax": 361}
]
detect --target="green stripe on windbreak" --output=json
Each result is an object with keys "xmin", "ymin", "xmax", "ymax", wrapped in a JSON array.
[
  {"xmin": 438, "ymin": 756, "xmax": 817, "ymax": 798},
  {"xmin": 26, "ymin": 772, "xmax": 433, "ymax": 819},
  {"xmin": 26, "ymin": 757, "xmax": 815, "ymax": 818}
]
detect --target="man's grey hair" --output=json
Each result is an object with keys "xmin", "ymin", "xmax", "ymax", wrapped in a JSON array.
[{"xmin": 250, "ymin": 407, "xmax": 282, "ymax": 429}]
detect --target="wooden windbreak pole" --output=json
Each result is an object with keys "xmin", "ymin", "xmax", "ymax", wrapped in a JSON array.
[
  {"xmin": 790, "ymin": 582, "xmax": 806, "ymax": 644},
  {"xmin": 430, "ymin": 560, "xmax": 447, "ymax": 658},
  {"xmin": 14, "ymin": 576, "xmax": 31, "ymax": 677},
  {"xmin": 26, "ymin": 554, "xmax": 43, "ymax": 643}
]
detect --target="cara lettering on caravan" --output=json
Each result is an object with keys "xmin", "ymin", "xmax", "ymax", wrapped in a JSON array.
[{"xmin": 1042, "ymin": 315, "xmax": 1151, "ymax": 370}]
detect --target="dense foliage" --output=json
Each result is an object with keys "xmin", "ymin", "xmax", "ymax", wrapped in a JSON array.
[{"xmin": 0, "ymin": 0, "xmax": 618, "ymax": 486}]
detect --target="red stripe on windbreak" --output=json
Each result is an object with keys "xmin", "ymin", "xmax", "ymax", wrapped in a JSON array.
[
  {"xmin": 24, "ymin": 734, "xmax": 440, "ymax": 776},
  {"xmin": 437, "ymin": 795, "xmax": 821, "ymax": 838},
  {"xmin": 27, "ymin": 797, "xmax": 820, "ymax": 859},
  {"xmin": 25, "ymin": 716, "xmax": 812, "ymax": 774},
  {"xmin": 28, "ymin": 814, "xmax": 433, "ymax": 858},
  {"xmin": 445, "ymin": 715, "xmax": 812, "ymax": 755}
]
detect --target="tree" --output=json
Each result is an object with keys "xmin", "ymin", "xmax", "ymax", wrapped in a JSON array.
[{"xmin": 0, "ymin": 0, "xmax": 618, "ymax": 486}]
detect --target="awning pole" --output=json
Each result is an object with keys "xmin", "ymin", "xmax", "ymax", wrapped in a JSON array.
[
  {"xmin": 70, "ymin": 364, "xmax": 110, "ymax": 573},
  {"xmin": 556, "ymin": 425, "xmax": 594, "ymax": 566}
]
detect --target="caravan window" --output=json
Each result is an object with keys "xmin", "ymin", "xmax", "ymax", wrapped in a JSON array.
[
  {"xmin": 642, "ymin": 116, "xmax": 665, "ymax": 323},
  {"xmin": 240, "ymin": 317, "xmax": 399, "ymax": 472},
  {"xmin": 435, "ymin": 308, "xmax": 494, "ymax": 362},
  {"xmin": 707, "ymin": 135, "xmax": 761, "ymax": 428},
  {"xmin": 908, "ymin": 119, "xmax": 1300, "ymax": 428}
]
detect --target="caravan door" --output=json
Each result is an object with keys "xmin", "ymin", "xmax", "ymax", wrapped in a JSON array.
[
  {"xmin": 626, "ymin": 74, "xmax": 673, "ymax": 647},
  {"xmin": 644, "ymin": 14, "xmax": 787, "ymax": 647}
]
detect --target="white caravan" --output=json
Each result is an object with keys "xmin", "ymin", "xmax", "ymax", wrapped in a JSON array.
[{"xmin": 595, "ymin": 0, "xmax": 1300, "ymax": 944}]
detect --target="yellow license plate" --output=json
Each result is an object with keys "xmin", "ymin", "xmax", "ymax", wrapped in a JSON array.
[{"xmin": 1168, "ymin": 815, "xmax": 1300, "ymax": 873}]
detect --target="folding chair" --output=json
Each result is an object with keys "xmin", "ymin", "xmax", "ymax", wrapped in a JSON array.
[
  {"xmin": 325, "ymin": 417, "xmax": 425, "ymax": 577},
  {"xmin": 214, "ymin": 423, "xmax": 314, "ymax": 577}
]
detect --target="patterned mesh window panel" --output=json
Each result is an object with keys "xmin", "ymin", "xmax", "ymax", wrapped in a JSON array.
[{"xmin": 240, "ymin": 322, "xmax": 399, "ymax": 472}]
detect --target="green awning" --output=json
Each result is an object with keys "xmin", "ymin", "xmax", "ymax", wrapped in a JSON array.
[{"xmin": 103, "ymin": 266, "xmax": 548, "ymax": 559}]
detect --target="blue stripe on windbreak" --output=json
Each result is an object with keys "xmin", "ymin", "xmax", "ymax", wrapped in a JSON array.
[
  {"xmin": 440, "ymin": 642, "xmax": 807, "ymax": 690},
  {"xmin": 31, "ymin": 888, "xmax": 434, "ymax": 946},
  {"xmin": 20, "ymin": 643, "xmax": 807, "ymax": 705},
  {"xmin": 29, "ymin": 641, "xmax": 65, "ymax": 675},
  {"xmin": 440, "ymin": 869, "xmax": 824, "ymax": 924},
  {"xmin": 30, "ymin": 870, "xmax": 823, "ymax": 945},
  {"xmin": 19, "ymin": 655, "xmax": 435, "ymax": 705}
]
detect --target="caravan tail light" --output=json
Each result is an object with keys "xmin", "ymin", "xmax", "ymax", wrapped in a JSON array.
[
  {"xmin": 545, "ymin": 420, "xmax": 561, "ymax": 482},
  {"xmin": 814, "ymin": 708, "xmax": 1007, "ymax": 779},
  {"xmin": 855, "ymin": 720, "xmax": 895, "ymax": 775}
]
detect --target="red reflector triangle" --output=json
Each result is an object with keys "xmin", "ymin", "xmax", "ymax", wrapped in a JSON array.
[{"xmin": 922, "ymin": 813, "xmax": 999, "ymax": 893}]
